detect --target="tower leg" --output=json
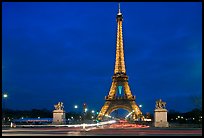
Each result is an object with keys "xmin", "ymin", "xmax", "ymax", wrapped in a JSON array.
[{"xmin": 97, "ymin": 101, "xmax": 111, "ymax": 121}]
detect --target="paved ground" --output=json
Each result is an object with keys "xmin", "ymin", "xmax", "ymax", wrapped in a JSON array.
[{"xmin": 2, "ymin": 127, "xmax": 202, "ymax": 136}]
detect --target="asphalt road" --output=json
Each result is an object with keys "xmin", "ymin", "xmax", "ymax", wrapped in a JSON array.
[{"xmin": 2, "ymin": 127, "xmax": 202, "ymax": 136}]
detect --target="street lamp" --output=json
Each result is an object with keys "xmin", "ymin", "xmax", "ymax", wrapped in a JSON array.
[
  {"xmin": 2, "ymin": 93, "xmax": 8, "ymax": 124},
  {"xmin": 73, "ymin": 105, "xmax": 79, "ymax": 123},
  {"xmin": 3, "ymin": 93, "xmax": 8, "ymax": 109},
  {"xmin": 139, "ymin": 104, "xmax": 142, "ymax": 108}
]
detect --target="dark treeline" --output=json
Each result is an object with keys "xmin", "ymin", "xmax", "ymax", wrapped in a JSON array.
[
  {"xmin": 3, "ymin": 108, "xmax": 53, "ymax": 119},
  {"xmin": 167, "ymin": 108, "xmax": 202, "ymax": 124}
]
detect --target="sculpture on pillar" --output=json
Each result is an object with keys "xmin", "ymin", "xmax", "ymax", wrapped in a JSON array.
[
  {"xmin": 54, "ymin": 102, "xmax": 64, "ymax": 110},
  {"xmin": 154, "ymin": 99, "xmax": 169, "ymax": 127},
  {"xmin": 155, "ymin": 99, "xmax": 166, "ymax": 109},
  {"xmin": 53, "ymin": 102, "xmax": 66, "ymax": 124}
]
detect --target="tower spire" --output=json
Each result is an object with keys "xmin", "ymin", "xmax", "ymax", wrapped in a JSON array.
[
  {"xmin": 115, "ymin": 2, "xmax": 125, "ymax": 74},
  {"xmin": 118, "ymin": 3, "xmax": 121, "ymax": 14},
  {"xmin": 118, "ymin": 3, "xmax": 122, "ymax": 15}
]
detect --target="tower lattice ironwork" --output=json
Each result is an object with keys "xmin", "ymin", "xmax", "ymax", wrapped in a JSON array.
[{"xmin": 97, "ymin": 4, "xmax": 143, "ymax": 121}]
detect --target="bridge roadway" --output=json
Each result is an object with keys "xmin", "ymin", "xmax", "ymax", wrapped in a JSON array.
[{"xmin": 2, "ymin": 126, "xmax": 202, "ymax": 136}]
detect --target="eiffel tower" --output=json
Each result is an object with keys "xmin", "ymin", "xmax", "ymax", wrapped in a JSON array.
[{"xmin": 97, "ymin": 4, "xmax": 143, "ymax": 121}]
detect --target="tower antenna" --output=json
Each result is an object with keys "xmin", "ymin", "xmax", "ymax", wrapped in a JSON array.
[{"xmin": 118, "ymin": 3, "xmax": 121, "ymax": 14}]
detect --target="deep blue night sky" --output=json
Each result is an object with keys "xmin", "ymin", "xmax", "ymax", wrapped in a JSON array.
[{"xmin": 2, "ymin": 2, "xmax": 202, "ymax": 114}]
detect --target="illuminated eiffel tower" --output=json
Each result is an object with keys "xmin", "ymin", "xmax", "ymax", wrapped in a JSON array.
[{"xmin": 97, "ymin": 4, "xmax": 143, "ymax": 121}]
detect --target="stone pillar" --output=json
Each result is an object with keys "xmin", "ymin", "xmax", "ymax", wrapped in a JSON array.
[
  {"xmin": 154, "ymin": 108, "xmax": 169, "ymax": 127},
  {"xmin": 53, "ymin": 109, "xmax": 66, "ymax": 125}
]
